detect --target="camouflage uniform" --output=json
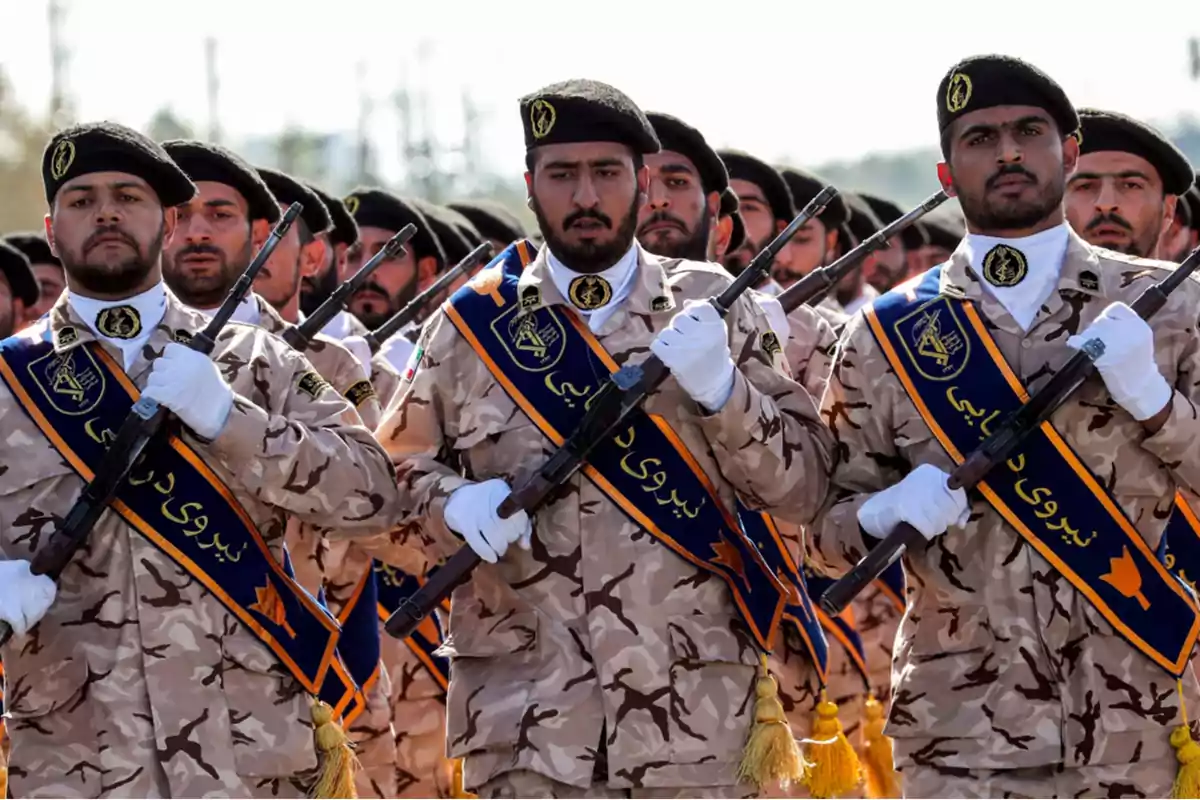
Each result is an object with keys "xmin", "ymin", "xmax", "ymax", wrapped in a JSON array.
[
  {"xmin": 0, "ymin": 292, "xmax": 398, "ymax": 798},
  {"xmin": 811, "ymin": 232, "xmax": 1200, "ymax": 797},
  {"xmin": 253, "ymin": 296, "xmax": 398, "ymax": 798},
  {"xmin": 376, "ymin": 245, "xmax": 835, "ymax": 797}
]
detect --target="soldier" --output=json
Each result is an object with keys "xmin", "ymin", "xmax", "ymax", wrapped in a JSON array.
[
  {"xmin": 717, "ymin": 149, "xmax": 797, "ymax": 297},
  {"xmin": 449, "ymin": 199, "xmax": 528, "ymax": 255},
  {"xmin": 4, "ymin": 232, "xmax": 60, "ymax": 325},
  {"xmin": 0, "ymin": 241, "xmax": 37, "ymax": 338},
  {"xmin": 377, "ymin": 78, "xmax": 835, "ymax": 798},
  {"xmin": 857, "ymin": 192, "xmax": 923, "ymax": 293},
  {"xmin": 0, "ymin": 121, "xmax": 398, "ymax": 797},
  {"xmin": 716, "ymin": 188, "xmax": 748, "ymax": 261},
  {"xmin": 1065, "ymin": 108, "xmax": 1194, "ymax": 259},
  {"xmin": 341, "ymin": 189, "xmax": 444, "ymax": 376},
  {"xmin": 812, "ymin": 54, "xmax": 1200, "ymax": 797},
  {"xmin": 775, "ymin": 167, "xmax": 849, "ymax": 289},
  {"xmin": 302, "ymin": 182, "xmax": 365, "ymax": 333},
  {"xmin": 1158, "ymin": 180, "xmax": 1200, "ymax": 263}
]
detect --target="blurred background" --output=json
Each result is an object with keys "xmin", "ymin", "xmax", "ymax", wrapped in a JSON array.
[{"xmin": 3, "ymin": 0, "xmax": 1200, "ymax": 231}]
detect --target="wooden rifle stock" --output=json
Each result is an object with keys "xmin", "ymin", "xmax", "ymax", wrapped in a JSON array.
[
  {"xmin": 385, "ymin": 189, "xmax": 837, "ymax": 641},
  {"xmin": 0, "ymin": 203, "xmax": 303, "ymax": 646},
  {"xmin": 819, "ymin": 243, "xmax": 1200, "ymax": 616}
]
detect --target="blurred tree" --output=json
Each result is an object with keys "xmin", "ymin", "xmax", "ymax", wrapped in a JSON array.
[
  {"xmin": 146, "ymin": 107, "xmax": 195, "ymax": 143},
  {"xmin": 0, "ymin": 69, "xmax": 56, "ymax": 233}
]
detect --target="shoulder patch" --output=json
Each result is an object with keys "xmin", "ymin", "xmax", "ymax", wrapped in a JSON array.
[
  {"xmin": 343, "ymin": 378, "xmax": 377, "ymax": 408},
  {"xmin": 296, "ymin": 370, "xmax": 332, "ymax": 399},
  {"xmin": 650, "ymin": 295, "xmax": 672, "ymax": 312},
  {"xmin": 173, "ymin": 328, "xmax": 193, "ymax": 344},
  {"xmin": 1079, "ymin": 270, "xmax": 1099, "ymax": 292},
  {"xmin": 761, "ymin": 330, "xmax": 783, "ymax": 359}
]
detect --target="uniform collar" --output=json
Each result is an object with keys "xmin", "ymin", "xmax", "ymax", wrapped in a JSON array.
[
  {"xmin": 66, "ymin": 282, "xmax": 166, "ymax": 346},
  {"xmin": 515, "ymin": 241, "xmax": 678, "ymax": 322}
]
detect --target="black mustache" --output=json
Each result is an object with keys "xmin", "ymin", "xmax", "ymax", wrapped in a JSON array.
[
  {"xmin": 1085, "ymin": 212, "xmax": 1133, "ymax": 233},
  {"xmin": 564, "ymin": 209, "xmax": 612, "ymax": 230},
  {"xmin": 177, "ymin": 243, "xmax": 223, "ymax": 258},
  {"xmin": 986, "ymin": 165, "xmax": 1038, "ymax": 190},
  {"xmin": 638, "ymin": 211, "xmax": 687, "ymax": 233},
  {"xmin": 84, "ymin": 225, "xmax": 137, "ymax": 251}
]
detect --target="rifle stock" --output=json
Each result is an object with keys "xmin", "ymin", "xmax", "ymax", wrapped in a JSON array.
[
  {"xmin": 384, "ymin": 189, "xmax": 837, "ymax": 641},
  {"xmin": 818, "ymin": 243, "xmax": 1200, "ymax": 616},
  {"xmin": 0, "ymin": 202, "xmax": 304, "ymax": 645}
]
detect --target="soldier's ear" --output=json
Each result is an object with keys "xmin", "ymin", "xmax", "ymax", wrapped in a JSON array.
[
  {"xmin": 417, "ymin": 255, "xmax": 439, "ymax": 286},
  {"xmin": 250, "ymin": 219, "xmax": 270, "ymax": 251},
  {"xmin": 936, "ymin": 162, "xmax": 958, "ymax": 198},
  {"xmin": 161, "ymin": 207, "xmax": 179, "ymax": 250},
  {"xmin": 43, "ymin": 214, "xmax": 57, "ymax": 256},
  {"xmin": 712, "ymin": 215, "xmax": 734, "ymax": 260},
  {"xmin": 299, "ymin": 237, "xmax": 327, "ymax": 278}
]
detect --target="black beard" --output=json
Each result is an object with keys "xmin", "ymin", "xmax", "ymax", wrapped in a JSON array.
[
  {"xmin": 164, "ymin": 239, "xmax": 251, "ymax": 308},
  {"xmin": 957, "ymin": 165, "xmax": 1065, "ymax": 231},
  {"xmin": 0, "ymin": 302, "xmax": 13, "ymax": 339},
  {"xmin": 349, "ymin": 277, "xmax": 417, "ymax": 330},
  {"xmin": 532, "ymin": 193, "xmax": 639, "ymax": 274},
  {"xmin": 301, "ymin": 260, "xmax": 340, "ymax": 316},
  {"xmin": 637, "ymin": 211, "xmax": 711, "ymax": 261},
  {"xmin": 722, "ymin": 228, "xmax": 771, "ymax": 277},
  {"xmin": 60, "ymin": 222, "xmax": 164, "ymax": 296}
]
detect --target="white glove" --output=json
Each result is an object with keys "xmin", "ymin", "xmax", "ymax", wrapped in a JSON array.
[
  {"xmin": 649, "ymin": 299, "xmax": 736, "ymax": 411},
  {"xmin": 340, "ymin": 335, "xmax": 374, "ymax": 375},
  {"xmin": 857, "ymin": 463, "xmax": 970, "ymax": 541},
  {"xmin": 444, "ymin": 479, "xmax": 532, "ymax": 564},
  {"xmin": 0, "ymin": 560, "xmax": 57, "ymax": 637},
  {"xmin": 142, "ymin": 342, "xmax": 234, "ymax": 440},
  {"xmin": 1066, "ymin": 302, "xmax": 1172, "ymax": 421}
]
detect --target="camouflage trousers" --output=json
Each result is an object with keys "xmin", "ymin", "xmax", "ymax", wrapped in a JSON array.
[
  {"xmin": 476, "ymin": 770, "xmax": 758, "ymax": 798},
  {"xmin": 899, "ymin": 756, "xmax": 1178, "ymax": 799}
]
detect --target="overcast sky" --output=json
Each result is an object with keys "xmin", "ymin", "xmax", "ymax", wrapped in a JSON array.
[{"xmin": 5, "ymin": 0, "xmax": 1200, "ymax": 182}]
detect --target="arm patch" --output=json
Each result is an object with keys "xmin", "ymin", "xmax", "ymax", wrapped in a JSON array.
[
  {"xmin": 297, "ymin": 370, "xmax": 332, "ymax": 399},
  {"xmin": 343, "ymin": 378, "xmax": 377, "ymax": 408}
]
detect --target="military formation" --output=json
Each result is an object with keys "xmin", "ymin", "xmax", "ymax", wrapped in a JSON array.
[{"xmin": 0, "ymin": 51, "xmax": 1199, "ymax": 800}]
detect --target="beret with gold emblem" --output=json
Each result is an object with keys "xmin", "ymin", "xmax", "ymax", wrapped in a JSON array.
[
  {"xmin": 937, "ymin": 54, "xmax": 1077, "ymax": 139},
  {"xmin": 778, "ymin": 166, "xmax": 848, "ymax": 230},
  {"xmin": 719, "ymin": 188, "xmax": 747, "ymax": 253},
  {"xmin": 448, "ymin": 199, "xmax": 527, "ymax": 247},
  {"xmin": 519, "ymin": 79, "xmax": 660, "ymax": 155},
  {"xmin": 858, "ymin": 192, "xmax": 927, "ymax": 251},
  {"xmin": 717, "ymin": 149, "xmax": 795, "ymax": 224},
  {"xmin": 306, "ymin": 183, "xmax": 359, "ymax": 247},
  {"xmin": 1076, "ymin": 108, "xmax": 1194, "ymax": 196},
  {"xmin": 255, "ymin": 167, "xmax": 331, "ymax": 236},
  {"xmin": 344, "ymin": 188, "xmax": 445, "ymax": 266},
  {"xmin": 646, "ymin": 111, "xmax": 730, "ymax": 196},
  {"xmin": 161, "ymin": 139, "xmax": 281, "ymax": 224},
  {"xmin": 0, "ymin": 240, "xmax": 38, "ymax": 307},
  {"xmin": 42, "ymin": 121, "xmax": 196, "ymax": 207}
]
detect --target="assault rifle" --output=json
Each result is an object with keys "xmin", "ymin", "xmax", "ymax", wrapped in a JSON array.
[
  {"xmin": 384, "ymin": 187, "xmax": 839, "ymax": 640},
  {"xmin": 0, "ymin": 203, "xmax": 304, "ymax": 646},
  {"xmin": 819, "ymin": 243, "xmax": 1200, "ymax": 615}
]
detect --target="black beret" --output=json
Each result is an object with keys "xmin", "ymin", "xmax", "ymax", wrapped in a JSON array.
[
  {"xmin": 920, "ymin": 205, "xmax": 966, "ymax": 252},
  {"xmin": 256, "ymin": 167, "xmax": 330, "ymax": 235},
  {"xmin": 937, "ymin": 54, "xmax": 1078, "ymax": 140},
  {"xmin": 343, "ymin": 187, "xmax": 445, "ymax": 264},
  {"xmin": 1176, "ymin": 190, "xmax": 1194, "ymax": 228},
  {"xmin": 43, "ymin": 121, "xmax": 196, "ymax": 207},
  {"xmin": 306, "ymin": 183, "xmax": 359, "ymax": 247},
  {"xmin": 645, "ymin": 112, "xmax": 729, "ymax": 196},
  {"xmin": 0, "ymin": 240, "xmax": 38, "ymax": 306},
  {"xmin": 448, "ymin": 199, "xmax": 527, "ymax": 245},
  {"xmin": 777, "ymin": 166, "xmax": 848, "ymax": 230},
  {"xmin": 719, "ymin": 188, "xmax": 747, "ymax": 253},
  {"xmin": 161, "ymin": 139, "xmax": 281, "ymax": 224},
  {"xmin": 1183, "ymin": 182, "xmax": 1200, "ymax": 233},
  {"xmin": 843, "ymin": 192, "xmax": 884, "ymax": 246},
  {"xmin": 858, "ymin": 192, "xmax": 927, "ymax": 251},
  {"xmin": 413, "ymin": 201, "xmax": 476, "ymax": 265},
  {"xmin": 718, "ymin": 149, "xmax": 794, "ymax": 224},
  {"xmin": 4, "ymin": 232, "xmax": 60, "ymax": 268},
  {"xmin": 519, "ymin": 79, "xmax": 659, "ymax": 155},
  {"xmin": 1076, "ymin": 108, "xmax": 1194, "ymax": 196}
]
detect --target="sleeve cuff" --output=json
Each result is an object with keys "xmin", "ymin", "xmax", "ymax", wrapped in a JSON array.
[
  {"xmin": 424, "ymin": 474, "xmax": 473, "ymax": 560},
  {"xmin": 695, "ymin": 369, "xmax": 753, "ymax": 438},
  {"xmin": 205, "ymin": 393, "xmax": 271, "ymax": 467},
  {"xmin": 1142, "ymin": 388, "xmax": 1200, "ymax": 464}
]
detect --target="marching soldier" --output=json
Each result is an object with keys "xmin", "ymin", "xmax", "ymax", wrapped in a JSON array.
[
  {"xmin": 828, "ymin": 194, "xmax": 881, "ymax": 316},
  {"xmin": 1064, "ymin": 108, "xmax": 1194, "ymax": 259},
  {"xmin": 1158, "ymin": 180, "xmax": 1200, "ymax": 263},
  {"xmin": 0, "ymin": 241, "xmax": 36, "ymax": 338},
  {"xmin": 716, "ymin": 188, "xmax": 748, "ymax": 261},
  {"xmin": 303, "ymin": 182, "xmax": 365, "ymax": 333},
  {"xmin": 4, "ymin": 232, "xmax": 61, "ymax": 325},
  {"xmin": 0, "ymin": 121, "xmax": 398, "ymax": 798},
  {"xmin": 812, "ymin": 54, "xmax": 1200, "ymax": 797},
  {"xmin": 377, "ymin": 78, "xmax": 835, "ymax": 798},
  {"xmin": 717, "ymin": 148, "xmax": 797, "ymax": 296},
  {"xmin": 775, "ymin": 166, "xmax": 848, "ymax": 290}
]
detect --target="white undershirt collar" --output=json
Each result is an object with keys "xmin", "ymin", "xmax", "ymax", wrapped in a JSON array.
[
  {"xmin": 67, "ymin": 282, "xmax": 167, "ymax": 371},
  {"xmin": 547, "ymin": 244, "xmax": 639, "ymax": 333},
  {"xmin": 964, "ymin": 223, "xmax": 1069, "ymax": 331}
]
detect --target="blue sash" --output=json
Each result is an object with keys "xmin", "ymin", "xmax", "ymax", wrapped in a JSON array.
[
  {"xmin": 867, "ymin": 267, "xmax": 1200, "ymax": 677},
  {"xmin": 0, "ymin": 327, "xmax": 342, "ymax": 694},
  {"xmin": 375, "ymin": 561, "xmax": 449, "ymax": 693},
  {"xmin": 444, "ymin": 240, "xmax": 828, "ymax": 664},
  {"xmin": 1159, "ymin": 494, "xmax": 1200, "ymax": 597},
  {"xmin": 803, "ymin": 568, "xmax": 869, "ymax": 690}
]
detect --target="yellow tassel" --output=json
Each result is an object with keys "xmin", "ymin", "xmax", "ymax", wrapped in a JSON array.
[
  {"xmin": 0, "ymin": 765, "xmax": 7, "ymax": 799},
  {"xmin": 737, "ymin": 654, "xmax": 809, "ymax": 790},
  {"xmin": 803, "ymin": 690, "xmax": 864, "ymax": 799},
  {"xmin": 1173, "ymin": 680, "xmax": 1200, "ymax": 800},
  {"xmin": 451, "ymin": 758, "xmax": 477, "ymax": 799},
  {"xmin": 309, "ymin": 700, "xmax": 359, "ymax": 799},
  {"xmin": 862, "ymin": 694, "xmax": 900, "ymax": 799}
]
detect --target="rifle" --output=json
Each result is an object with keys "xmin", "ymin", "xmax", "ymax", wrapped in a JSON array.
[
  {"xmin": 363, "ymin": 241, "xmax": 494, "ymax": 354},
  {"xmin": 818, "ymin": 243, "xmax": 1200, "ymax": 616},
  {"xmin": 282, "ymin": 223, "xmax": 418, "ymax": 350},
  {"xmin": 777, "ymin": 190, "xmax": 950, "ymax": 314},
  {"xmin": 384, "ymin": 187, "xmax": 838, "ymax": 640},
  {"xmin": 0, "ymin": 202, "xmax": 304, "ymax": 646}
]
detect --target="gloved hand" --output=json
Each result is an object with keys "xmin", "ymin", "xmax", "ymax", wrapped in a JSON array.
[
  {"xmin": 444, "ymin": 479, "xmax": 532, "ymax": 563},
  {"xmin": 858, "ymin": 463, "xmax": 970, "ymax": 540},
  {"xmin": 649, "ymin": 299, "xmax": 736, "ymax": 411},
  {"xmin": 0, "ymin": 560, "xmax": 57, "ymax": 637},
  {"xmin": 340, "ymin": 335, "xmax": 374, "ymax": 375},
  {"xmin": 142, "ymin": 342, "xmax": 234, "ymax": 440},
  {"xmin": 1066, "ymin": 302, "xmax": 1172, "ymax": 421}
]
